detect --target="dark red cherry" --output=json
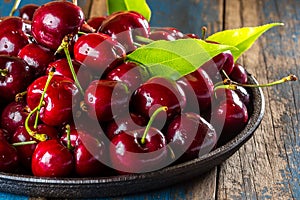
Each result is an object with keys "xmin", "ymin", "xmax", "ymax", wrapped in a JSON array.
[
  {"xmin": 0, "ymin": 101, "xmax": 35, "ymax": 137},
  {"xmin": 185, "ymin": 33, "xmax": 200, "ymax": 39},
  {"xmin": 229, "ymin": 63, "xmax": 248, "ymax": 84},
  {"xmin": 47, "ymin": 58, "xmax": 92, "ymax": 89},
  {"xmin": 73, "ymin": 33, "xmax": 126, "ymax": 73},
  {"xmin": 0, "ymin": 16, "xmax": 28, "ymax": 34},
  {"xmin": 130, "ymin": 77, "xmax": 186, "ymax": 122},
  {"xmin": 31, "ymin": 139, "xmax": 74, "ymax": 177},
  {"xmin": 103, "ymin": 61, "xmax": 150, "ymax": 90},
  {"xmin": 149, "ymin": 30, "xmax": 176, "ymax": 41},
  {"xmin": 73, "ymin": 130, "xmax": 108, "ymax": 177},
  {"xmin": 0, "ymin": 139, "xmax": 19, "ymax": 173},
  {"xmin": 84, "ymin": 80, "xmax": 130, "ymax": 122},
  {"xmin": 60, "ymin": 127, "xmax": 80, "ymax": 148},
  {"xmin": 26, "ymin": 75, "xmax": 79, "ymax": 126},
  {"xmin": 31, "ymin": 1, "xmax": 84, "ymax": 50},
  {"xmin": 177, "ymin": 68, "xmax": 214, "ymax": 113},
  {"xmin": 214, "ymin": 87, "xmax": 250, "ymax": 107},
  {"xmin": 11, "ymin": 125, "xmax": 58, "ymax": 170},
  {"xmin": 18, "ymin": 43, "xmax": 55, "ymax": 79},
  {"xmin": 99, "ymin": 11, "xmax": 150, "ymax": 52},
  {"xmin": 211, "ymin": 92, "xmax": 249, "ymax": 146},
  {"xmin": 166, "ymin": 112, "xmax": 217, "ymax": 161},
  {"xmin": 105, "ymin": 113, "xmax": 147, "ymax": 140},
  {"xmin": 110, "ymin": 127, "xmax": 167, "ymax": 174},
  {"xmin": 0, "ymin": 55, "xmax": 31, "ymax": 103},
  {"xmin": 19, "ymin": 4, "xmax": 39, "ymax": 21},
  {"xmin": 87, "ymin": 16, "xmax": 106, "ymax": 31},
  {"xmin": 0, "ymin": 129, "xmax": 10, "ymax": 142},
  {"xmin": 0, "ymin": 31, "xmax": 29, "ymax": 56},
  {"xmin": 152, "ymin": 27, "xmax": 184, "ymax": 39}
]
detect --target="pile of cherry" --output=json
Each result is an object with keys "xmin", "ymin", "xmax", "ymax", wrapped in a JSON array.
[{"xmin": 0, "ymin": 1, "xmax": 251, "ymax": 177}]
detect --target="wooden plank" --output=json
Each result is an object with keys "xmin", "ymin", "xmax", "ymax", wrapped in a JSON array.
[{"xmin": 218, "ymin": 0, "xmax": 300, "ymax": 199}]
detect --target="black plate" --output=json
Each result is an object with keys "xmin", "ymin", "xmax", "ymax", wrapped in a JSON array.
[{"xmin": 0, "ymin": 74, "xmax": 265, "ymax": 198}]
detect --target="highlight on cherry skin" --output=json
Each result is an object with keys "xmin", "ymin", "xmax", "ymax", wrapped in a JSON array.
[{"xmin": 0, "ymin": 0, "xmax": 297, "ymax": 176}]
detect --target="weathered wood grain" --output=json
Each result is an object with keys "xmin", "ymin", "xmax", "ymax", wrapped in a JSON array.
[{"xmin": 218, "ymin": 0, "xmax": 300, "ymax": 199}]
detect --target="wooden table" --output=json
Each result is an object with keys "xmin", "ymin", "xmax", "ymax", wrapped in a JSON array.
[{"xmin": 0, "ymin": 0, "xmax": 299, "ymax": 199}]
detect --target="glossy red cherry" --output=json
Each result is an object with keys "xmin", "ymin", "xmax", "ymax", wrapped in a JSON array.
[
  {"xmin": 87, "ymin": 16, "xmax": 106, "ymax": 31},
  {"xmin": 84, "ymin": 80, "xmax": 130, "ymax": 122},
  {"xmin": 229, "ymin": 63, "xmax": 248, "ymax": 84},
  {"xmin": 19, "ymin": 4, "xmax": 39, "ymax": 21},
  {"xmin": 103, "ymin": 61, "xmax": 150, "ymax": 90},
  {"xmin": 211, "ymin": 91, "xmax": 249, "ymax": 146},
  {"xmin": 26, "ymin": 75, "xmax": 79, "ymax": 126},
  {"xmin": 110, "ymin": 127, "xmax": 168, "ymax": 174},
  {"xmin": 149, "ymin": 30, "xmax": 176, "ymax": 41},
  {"xmin": 73, "ymin": 33, "xmax": 126, "ymax": 73},
  {"xmin": 73, "ymin": 130, "xmax": 108, "ymax": 177},
  {"xmin": 105, "ymin": 113, "xmax": 147, "ymax": 140},
  {"xmin": 99, "ymin": 11, "xmax": 150, "ymax": 52},
  {"xmin": 47, "ymin": 58, "xmax": 92, "ymax": 89},
  {"xmin": 18, "ymin": 43, "xmax": 55, "ymax": 79},
  {"xmin": 0, "ymin": 16, "xmax": 28, "ymax": 34},
  {"xmin": 177, "ymin": 68, "xmax": 214, "ymax": 114},
  {"xmin": 11, "ymin": 125, "xmax": 58, "ymax": 169},
  {"xmin": 152, "ymin": 27, "xmax": 184, "ymax": 39},
  {"xmin": 0, "ymin": 31, "xmax": 29, "ymax": 56},
  {"xmin": 166, "ymin": 112, "xmax": 217, "ymax": 161},
  {"xmin": 0, "ymin": 55, "xmax": 31, "ymax": 103},
  {"xmin": 31, "ymin": 139, "xmax": 74, "ymax": 177},
  {"xmin": 130, "ymin": 77, "xmax": 186, "ymax": 122},
  {"xmin": 0, "ymin": 101, "xmax": 34, "ymax": 137},
  {"xmin": 0, "ymin": 139, "xmax": 19, "ymax": 173},
  {"xmin": 31, "ymin": 1, "xmax": 84, "ymax": 50}
]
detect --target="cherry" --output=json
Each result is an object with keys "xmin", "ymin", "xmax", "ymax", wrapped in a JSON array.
[
  {"xmin": 211, "ymin": 91, "xmax": 249, "ymax": 146},
  {"xmin": 110, "ymin": 126, "xmax": 167, "ymax": 174},
  {"xmin": 0, "ymin": 139, "xmax": 19, "ymax": 173},
  {"xmin": 18, "ymin": 43, "xmax": 55, "ymax": 79},
  {"xmin": 73, "ymin": 130, "xmax": 108, "ymax": 177},
  {"xmin": 105, "ymin": 113, "xmax": 147, "ymax": 140},
  {"xmin": 47, "ymin": 58, "xmax": 92, "ymax": 90},
  {"xmin": 152, "ymin": 27, "xmax": 185, "ymax": 39},
  {"xmin": 31, "ymin": 1, "xmax": 84, "ymax": 50},
  {"xmin": 149, "ymin": 30, "xmax": 176, "ymax": 41},
  {"xmin": 19, "ymin": 4, "xmax": 39, "ymax": 21},
  {"xmin": 0, "ymin": 128, "xmax": 10, "ymax": 142},
  {"xmin": 130, "ymin": 77, "xmax": 186, "ymax": 123},
  {"xmin": 31, "ymin": 139, "xmax": 74, "ymax": 177},
  {"xmin": 166, "ymin": 112, "xmax": 217, "ymax": 161},
  {"xmin": 0, "ymin": 30, "xmax": 29, "ymax": 56},
  {"xmin": 0, "ymin": 101, "xmax": 35, "ymax": 137},
  {"xmin": 84, "ymin": 80, "xmax": 130, "ymax": 122},
  {"xmin": 214, "ymin": 86, "xmax": 250, "ymax": 107},
  {"xmin": 11, "ymin": 124, "xmax": 58, "ymax": 170},
  {"xmin": 103, "ymin": 61, "xmax": 150, "ymax": 91},
  {"xmin": 177, "ymin": 68, "xmax": 214, "ymax": 114},
  {"xmin": 0, "ymin": 16, "xmax": 29, "ymax": 35},
  {"xmin": 0, "ymin": 55, "xmax": 31, "ymax": 103},
  {"xmin": 229, "ymin": 63, "xmax": 248, "ymax": 84},
  {"xmin": 26, "ymin": 75, "xmax": 79, "ymax": 126},
  {"xmin": 99, "ymin": 11, "xmax": 150, "ymax": 52},
  {"xmin": 87, "ymin": 16, "xmax": 107, "ymax": 31},
  {"xmin": 73, "ymin": 33, "xmax": 126, "ymax": 73}
]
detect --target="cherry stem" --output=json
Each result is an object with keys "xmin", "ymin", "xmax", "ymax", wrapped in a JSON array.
[
  {"xmin": 201, "ymin": 26, "xmax": 207, "ymax": 40},
  {"xmin": 224, "ymin": 74, "xmax": 298, "ymax": 88},
  {"xmin": 9, "ymin": 0, "xmax": 21, "ymax": 16},
  {"xmin": 25, "ymin": 107, "xmax": 47, "ymax": 142},
  {"xmin": 140, "ymin": 106, "xmax": 168, "ymax": 145},
  {"xmin": 65, "ymin": 124, "xmax": 73, "ymax": 150},
  {"xmin": 12, "ymin": 141, "xmax": 37, "ymax": 147},
  {"xmin": 34, "ymin": 68, "xmax": 55, "ymax": 129},
  {"xmin": 15, "ymin": 91, "xmax": 27, "ymax": 102},
  {"xmin": 0, "ymin": 69, "xmax": 9, "ymax": 77},
  {"xmin": 57, "ymin": 35, "xmax": 84, "ymax": 96}
]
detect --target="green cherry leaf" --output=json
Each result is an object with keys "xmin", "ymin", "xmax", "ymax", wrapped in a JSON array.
[
  {"xmin": 206, "ymin": 22, "xmax": 284, "ymax": 62},
  {"xmin": 127, "ymin": 39, "xmax": 238, "ymax": 80},
  {"xmin": 107, "ymin": 0, "xmax": 151, "ymax": 21}
]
